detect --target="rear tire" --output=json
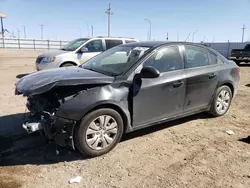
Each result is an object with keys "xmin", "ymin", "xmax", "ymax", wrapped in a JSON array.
[
  {"xmin": 209, "ymin": 86, "xmax": 232, "ymax": 117},
  {"xmin": 74, "ymin": 108, "xmax": 124, "ymax": 157}
]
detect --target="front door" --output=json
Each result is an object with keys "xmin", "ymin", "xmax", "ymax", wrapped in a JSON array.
[
  {"xmin": 77, "ymin": 39, "xmax": 104, "ymax": 64},
  {"xmin": 132, "ymin": 45, "xmax": 186, "ymax": 127},
  {"xmin": 183, "ymin": 45, "xmax": 219, "ymax": 112}
]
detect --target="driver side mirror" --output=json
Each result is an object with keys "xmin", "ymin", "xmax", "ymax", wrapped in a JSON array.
[
  {"xmin": 140, "ymin": 66, "xmax": 160, "ymax": 78},
  {"xmin": 80, "ymin": 46, "xmax": 88, "ymax": 53}
]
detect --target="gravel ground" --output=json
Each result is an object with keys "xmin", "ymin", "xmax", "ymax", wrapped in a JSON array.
[{"xmin": 0, "ymin": 49, "xmax": 250, "ymax": 188}]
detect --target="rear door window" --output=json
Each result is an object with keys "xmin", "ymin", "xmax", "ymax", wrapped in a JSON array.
[
  {"xmin": 125, "ymin": 40, "xmax": 137, "ymax": 43},
  {"xmin": 184, "ymin": 45, "xmax": 210, "ymax": 68},
  {"xmin": 105, "ymin": 40, "xmax": 123, "ymax": 50}
]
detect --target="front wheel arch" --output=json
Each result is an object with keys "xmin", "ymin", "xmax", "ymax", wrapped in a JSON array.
[
  {"xmin": 60, "ymin": 61, "xmax": 78, "ymax": 67},
  {"xmin": 79, "ymin": 103, "xmax": 129, "ymax": 134}
]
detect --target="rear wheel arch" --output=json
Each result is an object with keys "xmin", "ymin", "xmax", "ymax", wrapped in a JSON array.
[{"xmin": 221, "ymin": 82, "xmax": 234, "ymax": 96}]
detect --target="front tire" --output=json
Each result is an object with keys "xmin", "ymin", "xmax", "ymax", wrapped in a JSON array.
[
  {"xmin": 74, "ymin": 108, "xmax": 124, "ymax": 157},
  {"xmin": 209, "ymin": 86, "xmax": 232, "ymax": 117}
]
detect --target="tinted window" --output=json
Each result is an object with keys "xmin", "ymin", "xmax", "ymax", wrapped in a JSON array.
[
  {"xmin": 185, "ymin": 45, "xmax": 209, "ymax": 68},
  {"xmin": 208, "ymin": 51, "xmax": 217, "ymax": 65},
  {"xmin": 208, "ymin": 51, "xmax": 224, "ymax": 65},
  {"xmin": 84, "ymin": 40, "xmax": 103, "ymax": 52},
  {"xmin": 105, "ymin": 40, "xmax": 123, "ymax": 50},
  {"xmin": 143, "ymin": 46, "xmax": 182, "ymax": 73},
  {"xmin": 125, "ymin": 40, "xmax": 137, "ymax": 43}
]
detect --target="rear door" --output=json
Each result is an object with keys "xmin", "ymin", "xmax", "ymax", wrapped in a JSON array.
[
  {"xmin": 183, "ymin": 45, "xmax": 219, "ymax": 112},
  {"xmin": 77, "ymin": 39, "xmax": 104, "ymax": 64}
]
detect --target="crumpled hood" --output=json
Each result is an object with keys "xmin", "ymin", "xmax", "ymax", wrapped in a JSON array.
[
  {"xmin": 15, "ymin": 67, "xmax": 114, "ymax": 96},
  {"xmin": 39, "ymin": 50, "xmax": 68, "ymax": 58}
]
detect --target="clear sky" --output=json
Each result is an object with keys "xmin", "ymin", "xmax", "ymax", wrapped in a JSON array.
[{"xmin": 1, "ymin": 0, "xmax": 250, "ymax": 42}]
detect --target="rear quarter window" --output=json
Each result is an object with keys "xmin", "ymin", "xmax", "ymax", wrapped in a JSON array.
[{"xmin": 105, "ymin": 40, "xmax": 123, "ymax": 50}]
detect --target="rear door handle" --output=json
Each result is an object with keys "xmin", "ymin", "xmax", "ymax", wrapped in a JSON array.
[
  {"xmin": 209, "ymin": 73, "xmax": 216, "ymax": 79},
  {"xmin": 173, "ymin": 81, "xmax": 184, "ymax": 88}
]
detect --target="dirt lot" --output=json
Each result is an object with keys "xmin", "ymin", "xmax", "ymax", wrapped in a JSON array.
[{"xmin": 0, "ymin": 49, "xmax": 250, "ymax": 188}]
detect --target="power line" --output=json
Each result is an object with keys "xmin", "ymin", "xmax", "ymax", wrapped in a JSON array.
[
  {"xmin": 105, "ymin": 3, "xmax": 113, "ymax": 37},
  {"xmin": 241, "ymin": 24, "xmax": 246, "ymax": 43}
]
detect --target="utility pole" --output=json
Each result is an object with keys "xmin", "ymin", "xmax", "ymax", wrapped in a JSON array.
[
  {"xmin": 192, "ymin": 30, "xmax": 198, "ymax": 42},
  {"xmin": 105, "ymin": 3, "xmax": 113, "ymax": 37},
  {"xmin": 91, "ymin": 25, "xmax": 94, "ymax": 37},
  {"xmin": 40, "ymin": 24, "xmax": 44, "ymax": 39},
  {"xmin": 22, "ymin": 25, "xmax": 26, "ymax": 38},
  {"xmin": 16, "ymin": 28, "xmax": 20, "ymax": 38},
  {"xmin": 241, "ymin": 24, "xmax": 246, "ymax": 43},
  {"xmin": 144, "ymin": 19, "xmax": 151, "ymax": 40}
]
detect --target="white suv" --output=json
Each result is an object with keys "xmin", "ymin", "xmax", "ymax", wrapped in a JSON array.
[{"xmin": 35, "ymin": 36, "xmax": 139, "ymax": 71}]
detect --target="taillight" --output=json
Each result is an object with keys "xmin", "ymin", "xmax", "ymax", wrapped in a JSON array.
[{"xmin": 236, "ymin": 66, "xmax": 240, "ymax": 73}]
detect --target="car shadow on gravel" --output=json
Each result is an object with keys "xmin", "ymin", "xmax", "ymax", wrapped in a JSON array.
[
  {"xmin": 16, "ymin": 73, "xmax": 30, "ymax": 79},
  {"xmin": 0, "ymin": 112, "xmax": 213, "ymax": 167},
  {"xmin": 239, "ymin": 136, "xmax": 250, "ymax": 144}
]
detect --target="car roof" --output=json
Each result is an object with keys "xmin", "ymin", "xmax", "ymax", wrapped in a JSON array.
[{"xmin": 121, "ymin": 41, "xmax": 212, "ymax": 48}]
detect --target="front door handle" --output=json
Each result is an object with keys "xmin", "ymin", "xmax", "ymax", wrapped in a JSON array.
[
  {"xmin": 209, "ymin": 73, "xmax": 216, "ymax": 79},
  {"xmin": 173, "ymin": 81, "xmax": 184, "ymax": 88}
]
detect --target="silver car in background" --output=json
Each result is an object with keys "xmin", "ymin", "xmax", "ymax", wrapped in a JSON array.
[{"xmin": 35, "ymin": 36, "xmax": 139, "ymax": 71}]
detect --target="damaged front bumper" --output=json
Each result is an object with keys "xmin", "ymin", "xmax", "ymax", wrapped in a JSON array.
[{"xmin": 23, "ymin": 112, "xmax": 76, "ymax": 149}]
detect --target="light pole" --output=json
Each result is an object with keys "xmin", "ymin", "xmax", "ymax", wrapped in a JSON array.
[
  {"xmin": 144, "ymin": 18, "xmax": 151, "ymax": 40},
  {"xmin": 40, "ymin": 24, "xmax": 44, "ymax": 39},
  {"xmin": 185, "ymin": 32, "xmax": 191, "ymax": 42},
  {"xmin": 192, "ymin": 30, "xmax": 198, "ymax": 42},
  {"xmin": 0, "ymin": 13, "xmax": 7, "ymax": 38},
  {"xmin": 16, "ymin": 28, "xmax": 20, "ymax": 38},
  {"xmin": 91, "ymin": 25, "xmax": 94, "ymax": 37},
  {"xmin": 22, "ymin": 25, "xmax": 26, "ymax": 38},
  {"xmin": 105, "ymin": 3, "xmax": 113, "ymax": 37}
]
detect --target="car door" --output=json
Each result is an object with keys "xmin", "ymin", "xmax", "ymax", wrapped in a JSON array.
[
  {"xmin": 132, "ymin": 45, "xmax": 186, "ymax": 127},
  {"xmin": 183, "ymin": 45, "xmax": 219, "ymax": 112},
  {"xmin": 77, "ymin": 39, "xmax": 104, "ymax": 64}
]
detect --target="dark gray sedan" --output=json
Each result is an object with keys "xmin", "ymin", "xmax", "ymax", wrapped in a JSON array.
[{"xmin": 15, "ymin": 41, "xmax": 240, "ymax": 157}]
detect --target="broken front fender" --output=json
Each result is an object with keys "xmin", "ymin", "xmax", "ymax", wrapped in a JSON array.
[{"xmin": 55, "ymin": 84, "xmax": 131, "ymax": 129}]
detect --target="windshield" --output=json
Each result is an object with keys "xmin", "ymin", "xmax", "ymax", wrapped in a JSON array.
[
  {"xmin": 81, "ymin": 45, "xmax": 150, "ymax": 76},
  {"xmin": 61, "ymin": 38, "xmax": 89, "ymax": 51}
]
